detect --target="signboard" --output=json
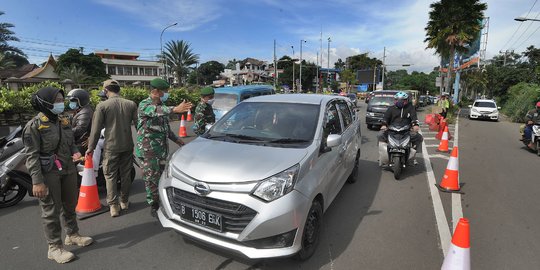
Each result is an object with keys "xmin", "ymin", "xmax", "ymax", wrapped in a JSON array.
[{"xmin": 356, "ymin": 68, "xmax": 381, "ymax": 84}]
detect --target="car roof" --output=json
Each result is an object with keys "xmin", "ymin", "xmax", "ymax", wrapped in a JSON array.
[
  {"xmin": 214, "ymin": 85, "xmax": 274, "ymax": 94},
  {"xmin": 243, "ymin": 93, "xmax": 349, "ymax": 105},
  {"xmin": 473, "ymin": 99, "xmax": 496, "ymax": 103}
]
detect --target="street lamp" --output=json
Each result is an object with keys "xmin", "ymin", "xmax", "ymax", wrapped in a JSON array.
[
  {"xmin": 299, "ymin": 39, "xmax": 306, "ymax": 93},
  {"xmin": 515, "ymin": 16, "xmax": 540, "ymax": 22},
  {"xmin": 160, "ymin": 22, "xmax": 178, "ymax": 81}
]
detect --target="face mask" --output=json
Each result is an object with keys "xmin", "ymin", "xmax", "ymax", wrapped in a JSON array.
[
  {"xmin": 207, "ymin": 98, "xmax": 215, "ymax": 105},
  {"xmin": 50, "ymin": 102, "xmax": 65, "ymax": 114},
  {"xmin": 395, "ymin": 101, "xmax": 405, "ymax": 108},
  {"xmin": 69, "ymin": 101, "xmax": 79, "ymax": 110},
  {"xmin": 160, "ymin": 92, "xmax": 170, "ymax": 103}
]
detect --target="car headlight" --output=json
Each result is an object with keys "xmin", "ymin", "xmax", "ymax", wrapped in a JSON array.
[
  {"xmin": 367, "ymin": 112, "xmax": 375, "ymax": 117},
  {"xmin": 252, "ymin": 164, "xmax": 299, "ymax": 202},
  {"xmin": 471, "ymin": 108, "xmax": 478, "ymax": 113}
]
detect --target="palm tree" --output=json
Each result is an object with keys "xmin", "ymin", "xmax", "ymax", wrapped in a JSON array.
[
  {"xmin": 424, "ymin": 0, "xmax": 487, "ymax": 93},
  {"xmin": 60, "ymin": 64, "xmax": 89, "ymax": 88},
  {"xmin": 0, "ymin": 11, "xmax": 24, "ymax": 56},
  {"xmin": 0, "ymin": 52, "xmax": 14, "ymax": 70},
  {"xmin": 163, "ymin": 40, "xmax": 199, "ymax": 87}
]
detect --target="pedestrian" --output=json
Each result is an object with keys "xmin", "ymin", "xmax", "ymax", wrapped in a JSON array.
[
  {"xmin": 438, "ymin": 93, "xmax": 450, "ymax": 118},
  {"xmin": 86, "ymin": 79, "xmax": 138, "ymax": 217},
  {"xmin": 67, "ymin": 88, "xmax": 93, "ymax": 154},
  {"xmin": 136, "ymin": 78, "xmax": 192, "ymax": 217},
  {"xmin": 192, "ymin": 87, "xmax": 216, "ymax": 136},
  {"xmin": 23, "ymin": 87, "xmax": 93, "ymax": 264}
]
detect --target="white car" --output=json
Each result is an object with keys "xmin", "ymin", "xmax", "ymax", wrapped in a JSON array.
[{"xmin": 468, "ymin": 99, "xmax": 500, "ymax": 121}]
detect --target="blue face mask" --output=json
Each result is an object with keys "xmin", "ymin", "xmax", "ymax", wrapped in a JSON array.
[
  {"xmin": 69, "ymin": 101, "xmax": 79, "ymax": 110},
  {"xmin": 160, "ymin": 93, "xmax": 170, "ymax": 103},
  {"xmin": 50, "ymin": 102, "xmax": 65, "ymax": 114}
]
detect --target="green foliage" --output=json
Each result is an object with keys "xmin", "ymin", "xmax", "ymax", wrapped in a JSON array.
[
  {"xmin": 0, "ymin": 11, "xmax": 25, "ymax": 56},
  {"xmin": 0, "ymin": 81, "xmax": 63, "ymax": 113},
  {"xmin": 385, "ymin": 69, "xmax": 438, "ymax": 94},
  {"xmin": 502, "ymin": 83, "xmax": 540, "ymax": 122},
  {"xmin": 197, "ymin": 61, "xmax": 225, "ymax": 85},
  {"xmin": 347, "ymin": 54, "xmax": 382, "ymax": 70},
  {"xmin": 56, "ymin": 49, "xmax": 108, "ymax": 84},
  {"xmin": 164, "ymin": 40, "xmax": 199, "ymax": 87}
]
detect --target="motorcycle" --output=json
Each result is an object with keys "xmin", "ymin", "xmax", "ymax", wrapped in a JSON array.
[
  {"xmin": 0, "ymin": 126, "xmax": 33, "ymax": 208},
  {"xmin": 521, "ymin": 123, "xmax": 540, "ymax": 156},
  {"xmin": 378, "ymin": 124, "xmax": 417, "ymax": 180}
]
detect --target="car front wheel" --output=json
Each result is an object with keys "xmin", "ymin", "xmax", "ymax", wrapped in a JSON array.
[{"xmin": 296, "ymin": 200, "xmax": 323, "ymax": 261}]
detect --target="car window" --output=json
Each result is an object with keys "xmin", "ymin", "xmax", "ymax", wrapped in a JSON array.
[
  {"xmin": 213, "ymin": 93, "xmax": 238, "ymax": 111},
  {"xmin": 323, "ymin": 103, "xmax": 342, "ymax": 135},
  {"xmin": 369, "ymin": 96, "xmax": 394, "ymax": 106},
  {"xmin": 336, "ymin": 101, "xmax": 352, "ymax": 129},
  {"xmin": 474, "ymin": 101, "xmax": 496, "ymax": 108}
]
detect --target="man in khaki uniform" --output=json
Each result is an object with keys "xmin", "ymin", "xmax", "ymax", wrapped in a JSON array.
[
  {"xmin": 23, "ymin": 87, "xmax": 93, "ymax": 263},
  {"xmin": 86, "ymin": 80, "xmax": 138, "ymax": 217}
]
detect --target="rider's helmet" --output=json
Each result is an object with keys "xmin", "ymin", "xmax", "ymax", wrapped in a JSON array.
[
  {"xmin": 67, "ymin": 89, "xmax": 90, "ymax": 110},
  {"xmin": 536, "ymin": 101, "xmax": 540, "ymax": 109},
  {"xmin": 394, "ymin": 91, "xmax": 409, "ymax": 108}
]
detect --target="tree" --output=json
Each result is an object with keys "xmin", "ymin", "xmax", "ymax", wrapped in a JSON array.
[
  {"xmin": 60, "ymin": 64, "xmax": 89, "ymax": 87},
  {"xmin": 198, "ymin": 60, "xmax": 225, "ymax": 85},
  {"xmin": 334, "ymin": 58, "xmax": 345, "ymax": 69},
  {"xmin": 163, "ymin": 40, "xmax": 199, "ymax": 87},
  {"xmin": 0, "ymin": 11, "xmax": 24, "ymax": 56},
  {"xmin": 56, "ymin": 48, "xmax": 108, "ymax": 84},
  {"xmin": 0, "ymin": 52, "xmax": 15, "ymax": 70},
  {"xmin": 225, "ymin": 59, "xmax": 238, "ymax": 70},
  {"xmin": 340, "ymin": 69, "xmax": 356, "ymax": 92},
  {"xmin": 424, "ymin": 0, "xmax": 487, "ymax": 93},
  {"xmin": 3, "ymin": 52, "xmax": 28, "ymax": 67},
  {"xmin": 346, "ymin": 54, "xmax": 382, "ymax": 71}
]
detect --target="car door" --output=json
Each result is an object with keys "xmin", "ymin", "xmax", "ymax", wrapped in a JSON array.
[{"xmin": 336, "ymin": 100, "xmax": 356, "ymax": 185}]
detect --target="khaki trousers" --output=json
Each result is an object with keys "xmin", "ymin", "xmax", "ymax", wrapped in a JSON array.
[{"xmin": 102, "ymin": 150, "xmax": 133, "ymax": 205}]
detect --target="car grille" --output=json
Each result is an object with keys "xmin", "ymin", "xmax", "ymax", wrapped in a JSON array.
[{"xmin": 166, "ymin": 187, "xmax": 257, "ymax": 233}]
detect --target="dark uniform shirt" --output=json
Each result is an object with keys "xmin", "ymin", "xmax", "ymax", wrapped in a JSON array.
[
  {"xmin": 526, "ymin": 109, "xmax": 540, "ymax": 124},
  {"xmin": 383, "ymin": 103, "xmax": 419, "ymax": 127},
  {"xmin": 87, "ymin": 95, "xmax": 138, "ymax": 153},
  {"xmin": 23, "ymin": 113, "xmax": 79, "ymax": 185}
]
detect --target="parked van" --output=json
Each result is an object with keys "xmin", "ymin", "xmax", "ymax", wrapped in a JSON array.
[{"xmin": 213, "ymin": 85, "xmax": 275, "ymax": 120}]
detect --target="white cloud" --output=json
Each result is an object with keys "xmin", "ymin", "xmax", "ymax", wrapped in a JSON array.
[{"xmin": 94, "ymin": 0, "xmax": 221, "ymax": 31}]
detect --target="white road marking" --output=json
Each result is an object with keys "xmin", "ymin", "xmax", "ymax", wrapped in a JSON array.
[
  {"xmin": 429, "ymin": 154, "xmax": 450, "ymax": 160},
  {"xmin": 419, "ymin": 130, "xmax": 451, "ymax": 256},
  {"xmin": 452, "ymin": 115, "xmax": 464, "ymax": 232}
]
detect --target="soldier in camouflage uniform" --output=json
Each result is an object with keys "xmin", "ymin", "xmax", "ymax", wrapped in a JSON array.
[
  {"xmin": 136, "ymin": 78, "xmax": 192, "ymax": 216},
  {"xmin": 193, "ymin": 87, "xmax": 216, "ymax": 136},
  {"xmin": 23, "ymin": 87, "xmax": 93, "ymax": 264}
]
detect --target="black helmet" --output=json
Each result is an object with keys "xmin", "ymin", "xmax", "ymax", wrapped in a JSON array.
[{"xmin": 67, "ymin": 88, "xmax": 90, "ymax": 107}]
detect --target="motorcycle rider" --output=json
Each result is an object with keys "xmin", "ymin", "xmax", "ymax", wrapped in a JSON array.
[
  {"xmin": 67, "ymin": 89, "xmax": 93, "ymax": 154},
  {"xmin": 378, "ymin": 91, "xmax": 423, "ymax": 164},
  {"xmin": 523, "ymin": 101, "xmax": 540, "ymax": 149}
]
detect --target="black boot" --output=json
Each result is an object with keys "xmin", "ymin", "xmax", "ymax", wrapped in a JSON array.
[{"xmin": 150, "ymin": 203, "xmax": 160, "ymax": 218}]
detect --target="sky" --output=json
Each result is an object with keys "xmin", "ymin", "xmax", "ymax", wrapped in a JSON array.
[{"xmin": 2, "ymin": 0, "xmax": 540, "ymax": 73}]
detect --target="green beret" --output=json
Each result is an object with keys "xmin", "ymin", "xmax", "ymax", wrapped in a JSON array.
[
  {"xmin": 200, "ymin": 87, "xmax": 215, "ymax": 96},
  {"xmin": 150, "ymin": 78, "xmax": 170, "ymax": 90}
]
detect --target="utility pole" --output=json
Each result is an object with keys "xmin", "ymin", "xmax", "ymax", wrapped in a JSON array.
[
  {"xmin": 291, "ymin": 46, "xmax": 295, "ymax": 92},
  {"xmin": 320, "ymin": 30, "xmax": 323, "ymax": 93},
  {"xmin": 160, "ymin": 22, "xmax": 178, "ymax": 82},
  {"xmin": 273, "ymin": 39, "xmax": 277, "ymax": 90},
  {"xmin": 327, "ymin": 37, "xmax": 331, "ymax": 90},
  {"xmin": 316, "ymin": 52, "xmax": 319, "ymax": 93},
  {"xmin": 381, "ymin": 47, "xmax": 386, "ymax": 90},
  {"xmin": 299, "ymin": 39, "xmax": 306, "ymax": 93}
]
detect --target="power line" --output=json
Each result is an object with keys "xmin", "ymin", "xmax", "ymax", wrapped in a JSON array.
[
  {"xmin": 500, "ymin": 0, "xmax": 537, "ymax": 51},
  {"xmin": 515, "ymin": 23, "xmax": 540, "ymax": 50},
  {"xmin": 19, "ymin": 37, "xmax": 160, "ymax": 52}
]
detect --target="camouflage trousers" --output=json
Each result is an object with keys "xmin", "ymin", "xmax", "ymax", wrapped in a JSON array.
[{"xmin": 140, "ymin": 157, "xmax": 166, "ymax": 205}]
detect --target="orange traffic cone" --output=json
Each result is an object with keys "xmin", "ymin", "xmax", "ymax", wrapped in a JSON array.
[
  {"xmin": 186, "ymin": 110, "xmax": 193, "ymax": 121},
  {"xmin": 441, "ymin": 218, "xmax": 470, "ymax": 270},
  {"xmin": 76, "ymin": 155, "xmax": 108, "ymax": 219},
  {"xmin": 437, "ymin": 126, "xmax": 450, "ymax": 153},
  {"xmin": 436, "ymin": 119, "xmax": 452, "ymax": 140},
  {"xmin": 436, "ymin": 147, "xmax": 461, "ymax": 193},
  {"xmin": 178, "ymin": 115, "xmax": 187, "ymax": 137}
]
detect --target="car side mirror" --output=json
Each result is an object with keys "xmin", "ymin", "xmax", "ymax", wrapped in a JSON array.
[
  {"xmin": 326, "ymin": 134, "xmax": 342, "ymax": 148},
  {"xmin": 468, "ymin": 105, "xmax": 472, "ymax": 108}
]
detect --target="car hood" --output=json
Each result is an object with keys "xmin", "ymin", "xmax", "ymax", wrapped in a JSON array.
[
  {"xmin": 368, "ymin": 105, "xmax": 389, "ymax": 113},
  {"xmin": 170, "ymin": 138, "xmax": 309, "ymax": 183}
]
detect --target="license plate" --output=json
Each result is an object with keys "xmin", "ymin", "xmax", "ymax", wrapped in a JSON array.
[
  {"xmin": 179, "ymin": 203, "xmax": 223, "ymax": 232},
  {"xmin": 390, "ymin": 149, "xmax": 405, "ymax": 153}
]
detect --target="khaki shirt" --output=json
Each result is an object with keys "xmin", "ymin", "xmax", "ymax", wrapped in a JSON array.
[
  {"xmin": 23, "ymin": 113, "xmax": 79, "ymax": 185},
  {"xmin": 87, "ymin": 95, "xmax": 138, "ymax": 153}
]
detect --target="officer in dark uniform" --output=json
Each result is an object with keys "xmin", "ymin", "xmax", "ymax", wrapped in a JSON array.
[
  {"xmin": 23, "ymin": 87, "xmax": 93, "ymax": 264},
  {"xmin": 193, "ymin": 87, "xmax": 216, "ymax": 136}
]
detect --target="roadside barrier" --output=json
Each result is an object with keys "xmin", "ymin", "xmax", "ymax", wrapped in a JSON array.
[
  {"xmin": 437, "ymin": 126, "xmax": 450, "ymax": 153},
  {"xmin": 436, "ymin": 119, "xmax": 452, "ymax": 140},
  {"xmin": 179, "ymin": 115, "xmax": 187, "ymax": 138},
  {"xmin": 76, "ymin": 155, "xmax": 108, "ymax": 219},
  {"xmin": 441, "ymin": 217, "xmax": 470, "ymax": 270},
  {"xmin": 436, "ymin": 147, "xmax": 461, "ymax": 193},
  {"xmin": 187, "ymin": 110, "xmax": 193, "ymax": 122}
]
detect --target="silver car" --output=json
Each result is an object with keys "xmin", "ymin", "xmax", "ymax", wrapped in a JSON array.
[{"xmin": 157, "ymin": 94, "xmax": 362, "ymax": 260}]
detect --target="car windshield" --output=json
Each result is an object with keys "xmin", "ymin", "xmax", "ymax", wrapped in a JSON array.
[
  {"xmin": 474, "ymin": 101, "xmax": 496, "ymax": 108},
  {"xmin": 213, "ymin": 93, "xmax": 238, "ymax": 111},
  {"xmin": 369, "ymin": 96, "xmax": 394, "ymax": 106},
  {"xmin": 206, "ymin": 101, "xmax": 320, "ymax": 147}
]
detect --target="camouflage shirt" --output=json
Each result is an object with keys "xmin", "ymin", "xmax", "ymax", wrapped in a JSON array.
[
  {"xmin": 193, "ymin": 102, "xmax": 215, "ymax": 135},
  {"xmin": 135, "ymin": 97, "xmax": 179, "ymax": 160}
]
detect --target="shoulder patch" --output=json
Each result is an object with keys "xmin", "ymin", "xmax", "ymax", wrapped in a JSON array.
[
  {"xmin": 39, "ymin": 114, "xmax": 49, "ymax": 123},
  {"xmin": 60, "ymin": 117, "xmax": 70, "ymax": 126},
  {"xmin": 38, "ymin": 124, "xmax": 50, "ymax": 130}
]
